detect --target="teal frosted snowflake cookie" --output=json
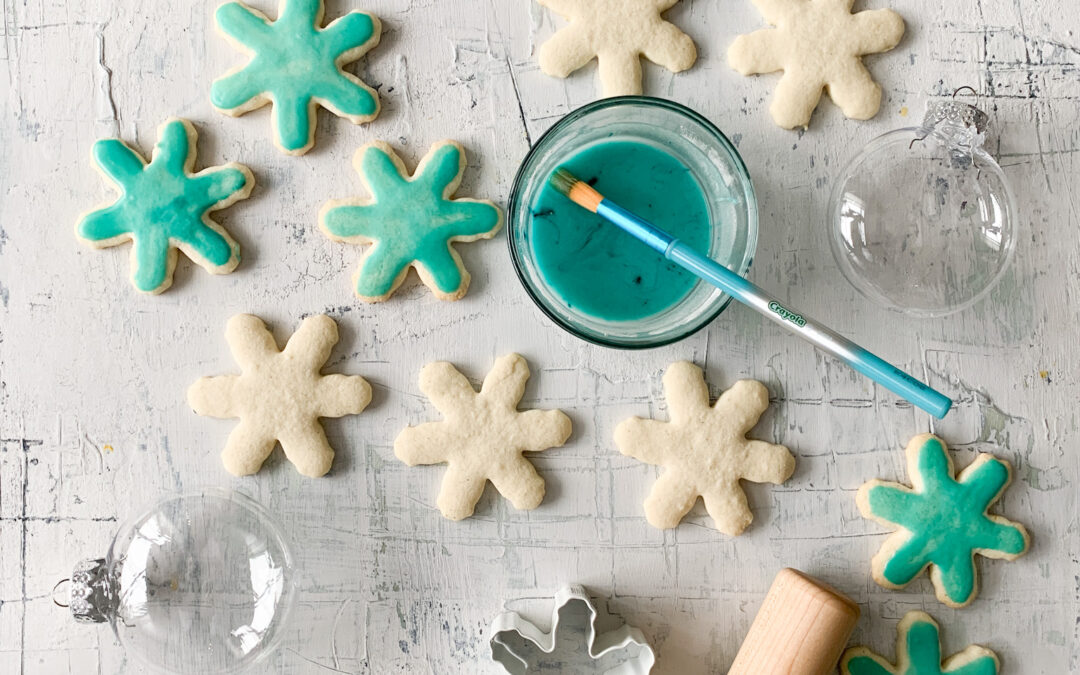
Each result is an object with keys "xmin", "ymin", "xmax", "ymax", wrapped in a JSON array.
[
  {"xmin": 856, "ymin": 434, "xmax": 1030, "ymax": 608},
  {"xmin": 842, "ymin": 611, "xmax": 1000, "ymax": 675},
  {"xmin": 211, "ymin": 0, "xmax": 381, "ymax": 155},
  {"xmin": 76, "ymin": 118, "xmax": 254, "ymax": 294},
  {"xmin": 319, "ymin": 140, "xmax": 503, "ymax": 302}
]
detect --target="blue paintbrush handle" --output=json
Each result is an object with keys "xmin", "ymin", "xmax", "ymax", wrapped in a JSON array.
[{"xmin": 596, "ymin": 200, "xmax": 952, "ymax": 419}]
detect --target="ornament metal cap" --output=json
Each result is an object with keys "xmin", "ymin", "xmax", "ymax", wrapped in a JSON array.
[
  {"xmin": 923, "ymin": 99, "xmax": 989, "ymax": 134},
  {"xmin": 69, "ymin": 558, "xmax": 113, "ymax": 624}
]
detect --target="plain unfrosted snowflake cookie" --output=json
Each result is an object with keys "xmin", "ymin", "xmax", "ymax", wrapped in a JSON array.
[
  {"xmin": 614, "ymin": 362, "xmax": 794, "ymax": 535},
  {"xmin": 394, "ymin": 354, "xmax": 572, "ymax": 520},
  {"xmin": 211, "ymin": 0, "xmax": 381, "ymax": 155},
  {"xmin": 319, "ymin": 140, "xmax": 503, "ymax": 302},
  {"xmin": 537, "ymin": 0, "xmax": 697, "ymax": 97},
  {"xmin": 728, "ymin": 0, "xmax": 905, "ymax": 128},
  {"xmin": 856, "ymin": 434, "xmax": 1030, "ymax": 608},
  {"xmin": 76, "ymin": 118, "xmax": 254, "ymax": 294},
  {"xmin": 188, "ymin": 314, "xmax": 372, "ymax": 477},
  {"xmin": 841, "ymin": 611, "xmax": 1000, "ymax": 675}
]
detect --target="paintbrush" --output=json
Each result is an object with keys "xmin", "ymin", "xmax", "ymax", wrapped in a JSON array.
[{"xmin": 549, "ymin": 168, "xmax": 952, "ymax": 419}]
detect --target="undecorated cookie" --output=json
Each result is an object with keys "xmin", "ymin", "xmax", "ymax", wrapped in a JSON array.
[
  {"xmin": 856, "ymin": 434, "xmax": 1030, "ymax": 608},
  {"xmin": 75, "ymin": 118, "xmax": 253, "ymax": 294},
  {"xmin": 211, "ymin": 0, "xmax": 381, "ymax": 155},
  {"xmin": 841, "ymin": 611, "xmax": 1000, "ymax": 675},
  {"xmin": 319, "ymin": 140, "xmax": 503, "ymax": 302},
  {"xmin": 394, "ymin": 354, "xmax": 572, "ymax": 520},
  {"xmin": 728, "ymin": 0, "xmax": 905, "ymax": 128},
  {"xmin": 188, "ymin": 314, "xmax": 372, "ymax": 477},
  {"xmin": 614, "ymin": 362, "xmax": 794, "ymax": 535},
  {"xmin": 537, "ymin": 0, "xmax": 697, "ymax": 97}
]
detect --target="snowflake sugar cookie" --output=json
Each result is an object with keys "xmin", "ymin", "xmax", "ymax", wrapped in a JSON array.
[
  {"xmin": 856, "ymin": 434, "xmax": 1030, "ymax": 608},
  {"xmin": 188, "ymin": 314, "xmax": 372, "ymax": 477},
  {"xmin": 728, "ymin": 0, "xmax": 905, "ymax": 128},
  {"xmin": 211, "ymin": 0, "xmax": 381, "ymax": 155},
  {"xmin": 614, "ymin": 362, "xmax": 794, "ymax": 535},
  {"xmin": 319, "ymin": 140, "xmax": 503, "ymax": 302},
  {"xmin": 76, "ymin": 118, "xmax": 253, "ymax": 294},
  {"xmin": 841, "ymin": 611, "xmax": 1000, "ymax": 675},
  {"xmin": 537, "ymin": 0, "xmax": 697, "ymax": 97},
  {"xmin": 394, "ymin": 354, "xmax": 572, "ymax": 520}
]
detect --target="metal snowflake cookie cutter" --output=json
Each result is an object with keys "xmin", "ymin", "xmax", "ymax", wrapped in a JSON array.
[{"xmin": 490, "ymin": 585, "xmax": 656, "ymax": 674}]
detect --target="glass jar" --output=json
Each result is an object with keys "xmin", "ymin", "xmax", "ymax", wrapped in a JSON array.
[{"xmin": 507, "ymin": 96, "xmax": 758, "ymax": 349}]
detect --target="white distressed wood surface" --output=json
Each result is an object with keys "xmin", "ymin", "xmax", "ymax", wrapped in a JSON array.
[{"xmin": 1, "ymin": 0, "xmax": 1077, "ymax": 672}]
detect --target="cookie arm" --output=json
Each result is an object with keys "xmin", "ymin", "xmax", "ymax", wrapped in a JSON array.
[
  {"xmin": 272, "ymin": 93, "xmax": 317, "ymax": 154},
  {"xmin": 210, "ymin": 70, "xmax": 266, "ymax": 112},
  {"xmin": 738, "ymin": 440, "xmax": 795, "ymax": 485},
  {"xmin": 437, "ymin": 463, "xmax": 487, "ymax": 521},
  {"xmin": 443, "ymin": 200, "xmax": 503, "ymax": 238},
  {"xmin": 215, "ymin": 2, "xmax": 274, "ymax": 49},
  {"xmin": 848, "ymin": 9, "xmax": 905, "ymax": 55},
  {"xmin": 701, "ymin": 481, "xmax": 754, "ymax": 536},
  {"xmin": 479, "ymin": 354, "xmax": 530, "ymax": 408},
  {"xmin": 76, "ymin": 206, "xmax": 131, "ymax": 244},
  {"xmin": 727, "ymin": 30, "xmax": 785, "ymax": 76},
  {"xmin": 321, "ymin": 12, "xmax": 379, "ymax": 56},
  {"xmin": 188, "ymin": 375, "xmax": 242, "ymax": 418},
  {"xmin": 661, "ymin": 361, "xmax": 711, "ymax": 424},
  {"xmin": 225, "ymin": 314, "xmax": 281, "ymax": 370},
  {"xmin": 613, "ymin": 418, "xmax": 673, "ymax": 466},
  {"xmin": 597, "ymin": 48, "xmax": 644, "ymax": 97},
  {"xmin": 538, "ymin": 24, "xmax": 595, "ymax": 78},
  {"xmin": 770, "ymin": 71, "xmax": 826, "ymax": 129},
  {"xmin": 418, "ymin": 362, "xmax": 477, "ymax": 416},
  {"xmin": 825, "ymin": 61, "xmax": 882, "ymax": 121},
  {"xmin": 154, "ymin": 119, "xmax": 192, "ymax": 175},
  {"xmin": 513, "ymin": 410, "xmax": 572, "ymax": 453},
  {"xmin": 643, "ymin": 471, "xmax": 699, "ymax": 529},
  {"xmin": 92, "ymin": 139, "xmax": 146, "ymax": 185},
  {"xmin": 714, "ymin": 379, "xmax": 771, "ymax": 433},
  {"xmin": 642, "ymin": 21, "xmax": 697, "ymax": 74},
  {"xmin": 488, "ymin": 457, "xmax": 546, "ymax": 511},
  {"xmin": 394, "ymin": 422, "xmax": 453, "ymax": 466},
  {"xmin": 220, "ymin": 419, "xmax": 278, "ymax": 477},
  {"xmin": 315, "ymin": 374, "xmax": 373, "ymax": 418},
  {"xmin": 278, "ymin": 418, "xmax": 336, "ymax": 478},
  {"xmin": 840, "ymin": 651, "xmax": 895, "ymax": 675},
  {"xmin": 282, "ymin": 314, "xmax": 339, "ymax": 371}
]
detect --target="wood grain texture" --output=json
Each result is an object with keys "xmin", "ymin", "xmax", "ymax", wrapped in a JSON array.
[
  {"xmin": 728, "ymin": 568, "xmax": 859, "ymax": 675},
  {"xmin": 1, "ymin": 0, "xmax": 1077, "ymax": 672}
]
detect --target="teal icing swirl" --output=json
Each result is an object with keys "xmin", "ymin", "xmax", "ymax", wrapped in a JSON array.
[
  {"xmin": 211, "ymin": 0, "xmax": 380, "ymax": 154},
  {"xmin": 76, "ymin": 119, "xmax": 253, "ymax": 294},
  {"xmin": 320, "ymin": 141, "xmax": 502, "ymax": 300}
]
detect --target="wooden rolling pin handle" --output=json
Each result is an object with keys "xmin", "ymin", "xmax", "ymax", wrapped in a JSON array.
[{"xmin": 728, "ymin": 568, "xmax": 860, "ymax": 675}]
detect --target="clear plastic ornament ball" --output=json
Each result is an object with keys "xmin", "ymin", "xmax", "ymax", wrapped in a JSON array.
[
  {"xmin": 65, "ymin": 489, "xmax": 296, "ymax": 674},
  {"xmin": 828, "ymin": 98, "xmax": 1017, "ymax": 317}
]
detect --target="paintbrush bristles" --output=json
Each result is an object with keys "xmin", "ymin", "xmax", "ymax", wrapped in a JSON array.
[{"xmin": 550, "ymin": 168, "xmax": 603, "ymax": 213}]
